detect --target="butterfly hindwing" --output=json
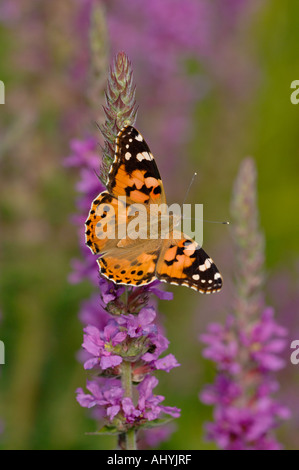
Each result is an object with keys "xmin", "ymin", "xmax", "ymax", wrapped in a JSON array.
[
  {"xmin": 98, "ymin": 241, "xmax": 160, "ymax": 286},
  {"xmin": 107, "ymin": 126, "xmax": 166, "ymax": 205},
  {"xmin": 85, "ymin": 191, "xmax": 128, "ymax": 255}
]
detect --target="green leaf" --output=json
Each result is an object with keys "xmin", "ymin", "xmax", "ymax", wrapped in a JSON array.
[
  {"xmin": 86, "ymin": 425, "xmax": 120, "ymax": 436},
  {"xmin": 139, "ymin": 418, "xmax": 174, "ymax": 429}
]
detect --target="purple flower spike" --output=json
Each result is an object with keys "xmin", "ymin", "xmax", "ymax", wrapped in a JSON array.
[
  {"xmin": 70, "ymin": 50, "xmax": 180, "ymax": 449},
  {"xmin": 200, "ymin": 158, "xmax": 289, "ymax": 450}
]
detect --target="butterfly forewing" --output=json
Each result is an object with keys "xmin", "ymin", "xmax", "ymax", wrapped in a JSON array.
[
  {"xmin": 156, "ymin": 232, "xmax": 222, "ymax": 293},
  {"xmin": 107, "ymin": 126, "xmax": 166, "ymax": 206}
]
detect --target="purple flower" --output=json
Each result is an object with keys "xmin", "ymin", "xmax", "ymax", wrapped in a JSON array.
[
  {"xmin": 204, "ymin": 394, "xmax": 290, "ymax": 450},
  {"xmin": 145, "ymin": 280, "xmax": 174, "ymax": 301},
  {"xmin": 137, "ymin": 375, "xmax": 181, "ymax": 421},
  {"xmin": 201, "ymin": 374, "xmax": 242, "ymax": 406},
  {"xmin": 139, "ymin": 423, "xmax": 177, "ymax": 449},
  {"xmin": 200, "ymin": 315, "xmax": 290, "ymax": 451},
  {"xmin": 76, "ymin": 378, "xmax": 123, "ymax": 421},
  {"xmin": 121, "ymin": 397, "xmax": 142, "ymax": 423},
  {"xmin": 245, "ymin": 307, "xmax": 288, "ymax": 372},
  {"xmin": 154, "ymin": 354, "xmax": 180, "ymax": 373},
  {"xmin": 76, "ymin": 374, "xmax": 180, "ymax": 426},
  {"xmin": 116, "ymin": 307, "xmax": 157, "ymax": 338},
  {"xmin": 64, "ymin": 137, "xmax": 99, "ymax": 170},
  {"xmin": 82, "ymin": 305, "xmax": 180, "ymax": 376},
  {"xmin": 83, "ymin": 323, "xmax": 126, "ymax": 370},
  {"xmin": 141, "ymin": 332, "xmax": 169, "ymax": 363},
  {"xmin": 200, "ymin": 316, "xmax": 241, "ymax": 375}
]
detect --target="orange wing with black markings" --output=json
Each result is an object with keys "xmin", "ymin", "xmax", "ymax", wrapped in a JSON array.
[
  {"xmin": 85, "ymin": 191, "xmax": 127, "ymax": 255},
  {"xmin": 98, "ymin": 242, "xmax": 160, "ymax": 286}
]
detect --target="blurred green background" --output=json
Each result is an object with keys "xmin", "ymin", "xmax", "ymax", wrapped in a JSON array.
[{"xmin": 0, "ymin": 0, "xmax": 299, "ymax": 449}]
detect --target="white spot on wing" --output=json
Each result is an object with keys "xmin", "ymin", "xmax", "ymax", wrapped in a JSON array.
[
  {"xmin": 136, "ymin": 151, "xmax": 152, "ymax": 161},
  {"xmin": 135, "ymin": 133, "xmax": 143, "ymax": 141},
  {"xmin": 205, "ymin": 259, "xmax": 212, "ymax": 269}
]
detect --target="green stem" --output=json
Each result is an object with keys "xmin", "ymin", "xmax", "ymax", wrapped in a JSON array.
[
  {"xmin": 124, "ymin": 286, "xmax": 128, "ymax": 314},
  {"xmin": 121, "ymin": 360, "xmax": 136, "ymax": 450}
]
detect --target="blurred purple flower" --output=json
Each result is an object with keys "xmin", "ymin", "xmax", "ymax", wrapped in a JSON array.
[
  {"xmin": 65, "ymin": 135, "xmax": 103, "ymax": 214},
  {"xmin": 78, "ymin": 294, "xmax": 110, "ymax": 331},
  {"xmin": 267, "ymin": 264, "xmax": 299, "ymax": 449},
  {"xmin": 200, "ymin": 306, "xmax": 290, "ymax": 450},
  {"xmin": 139, "ymin": 423, "xmax": 177, "ymax": 449},
  {"xmin": 201, "ymin": 316, "xmax": 241, "ymax": 375},
  {"xmin": 204, "ymin": 397, "xmax": 289, "ymax": 450},
  {"xmin": 200, "ymin": 158, "xmax": 290, "ymax": 449},
  {"xmin": 245, "ymin": 308, "xmax": 287, "ymax": 372}
]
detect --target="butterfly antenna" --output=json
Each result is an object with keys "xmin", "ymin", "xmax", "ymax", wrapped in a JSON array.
[
  {"xmin": 183, "ymin": 216, "xmax": 230, "ymax": 225},
  {"xmin": 181, "ymin": 172, "xmax": 198, "ymax": 208},
  {"xmin": 203, "ymin": 219, "xmax": 230, "ymax": 225},
  {"xmin": 181, "ymin": 173, "xmax": 229, "ymax": 224}
]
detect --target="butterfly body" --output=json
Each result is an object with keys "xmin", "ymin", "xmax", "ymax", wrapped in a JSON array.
[{"xmin": 85, "ymin": 126, "xmax": 222, "ymax": 293}]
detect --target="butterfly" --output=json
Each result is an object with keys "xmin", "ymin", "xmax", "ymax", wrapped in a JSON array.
[{"xmin": 85, "ymin": 126, "xmax": 222, "ymax": 293}]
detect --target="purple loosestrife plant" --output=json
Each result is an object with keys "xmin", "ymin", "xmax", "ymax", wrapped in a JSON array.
[
  {"xmin": 200, "ymin": 158, "xmax": 290, "ymax": 450},
  {"xmin": 71, "ymin": 52, "xmax": 180, "ymax": 450}
]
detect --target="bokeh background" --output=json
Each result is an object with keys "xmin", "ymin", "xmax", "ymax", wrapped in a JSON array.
[{"xmin": 1, "ymin": 0, "xmax": 299, "ymax": 450}]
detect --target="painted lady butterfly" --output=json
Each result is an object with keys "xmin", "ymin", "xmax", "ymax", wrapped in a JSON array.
[{"xmin": 85, "ymin": 126, "xmax": 222, "ymax": 293}]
